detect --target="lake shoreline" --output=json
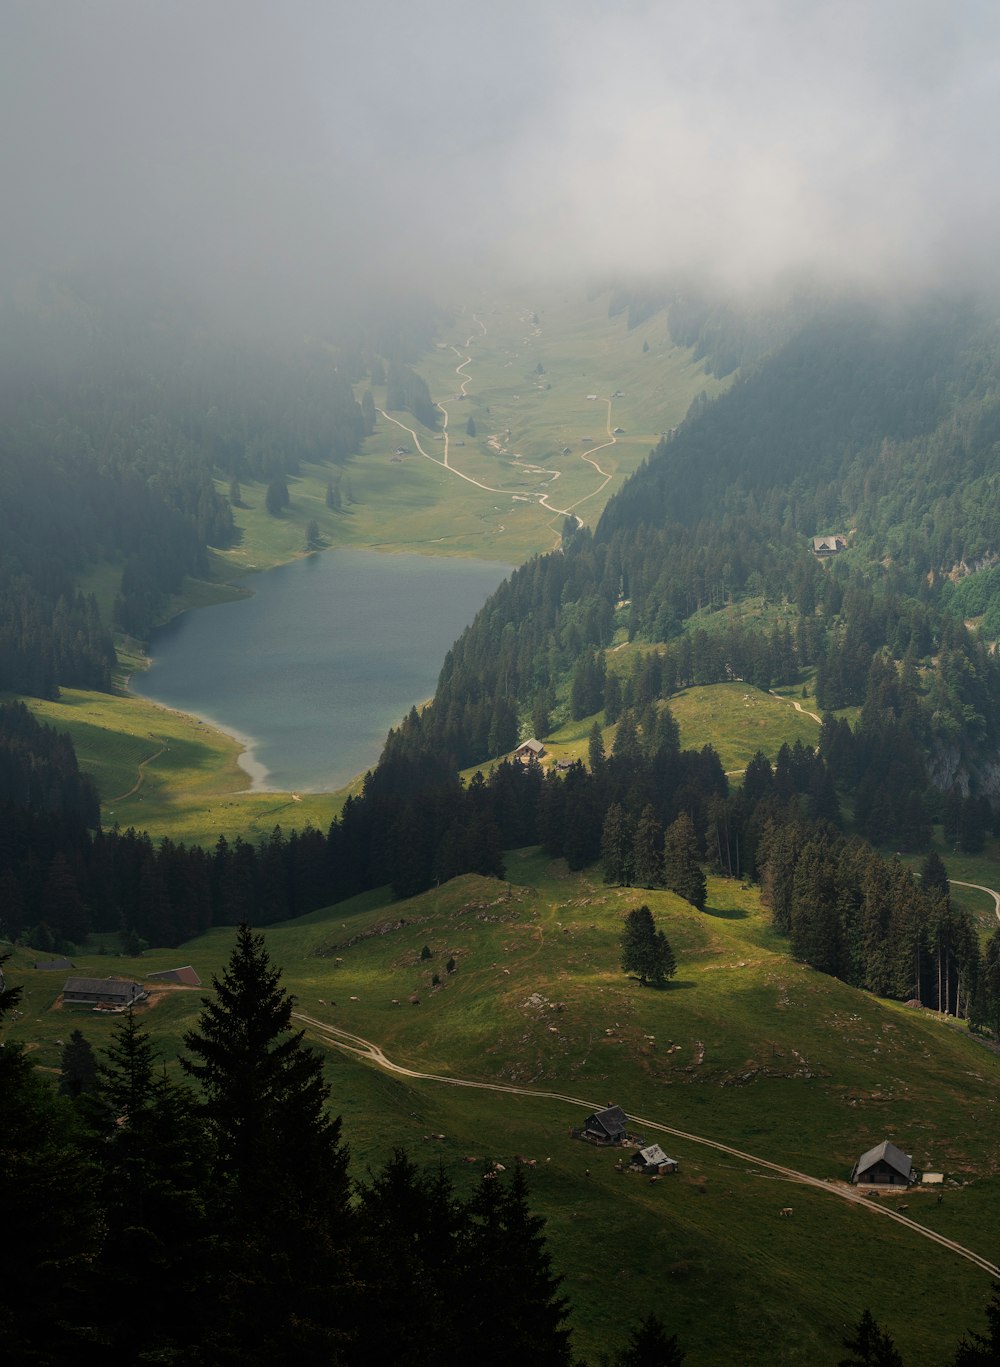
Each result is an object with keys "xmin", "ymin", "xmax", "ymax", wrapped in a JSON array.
[{"xmin": 130, "ymin": 547, "xmax": 512, "ymax": 794}]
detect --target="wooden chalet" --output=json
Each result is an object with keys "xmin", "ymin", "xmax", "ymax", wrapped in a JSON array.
[
  {"xmin": 33, "ymin": 957, "xmax": 74, "ymax": 971},
  {"xmin": 812, "ymin": 534, "xmax": 847, "ymax": 556},
  {"xmin": 582, "ymin": 1104, "xmax": 629, "ymax": 1146},
  {"xmin": 851, "ymin": 1140, "xmax": 914, "ymax": 1186},
  {"xmin": 513, "ymin": 738, "xmax": 545, "ymax": 763},
  {"xmin": 62, "ymin": 977, "xmax": 148, "ymax": 1009},
  {"xmin": 629, "ymin": 1144, "xmax": 678, "ymax": 1174}
]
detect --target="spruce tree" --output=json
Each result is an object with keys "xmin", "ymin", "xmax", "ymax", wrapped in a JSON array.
[
  {"xmin": 181, "ymin": 924, "xmax": 350, "ymax": 1358},
  {"xmin": 59, "ymin": 1027, "xmax": 99, "ymax": 1100},
  {"xmin": 920, "ymin": 849, "xmax": 951, "ymax": 899},
  {"xmin": 621, "ymin": 905, "xmax": 677, "ymax": 987},
  {"xmin": 459, "ymin": 1164, "xmax": 572, "ymax": 1366},
  {"xmin": 838, "ymin": 1308, "xmax": 904, "ymax": 1366},
  {"xmin": 951, "ymin": 1284, "xmax": 1000, "ymax": 1366},
  {"xmin": 632, "ymin": 804, "xmax": 664, "ymax": 888},
  {"xmin": 615, "ymin": 1312, "xmax": 686, "ymax": 1366},
  {"xmin": 0, "ymin": 954, "xmax": 102, "ymax": 1362},
  {"xmin": 93, "ymin": 1010, "xmax": 213, "ymax": 1358},
  {"xmin": 663, "ymin": 812, "xmax": 707, "ymax": 910},
  {"xmin": 602, "ymin": 802, "xmax": 636, "ymax": 885}
]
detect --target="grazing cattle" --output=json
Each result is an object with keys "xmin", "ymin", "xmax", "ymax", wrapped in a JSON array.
[
  {"xmin": 779, "ymin": 1207, "xmax": 793, "ymax": 1217},
  {"xmin": 349, "ymin": 995, "xmax": 360, "ymax": 1001},
  {"xmin": 391, "ymin": 998, "xmax": 400, "ymax": 1005}
]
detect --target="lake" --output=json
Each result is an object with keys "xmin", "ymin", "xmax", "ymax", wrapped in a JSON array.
[{"xmin": 131, "ymin": 549, "xmax": 511, "ymax": 792}]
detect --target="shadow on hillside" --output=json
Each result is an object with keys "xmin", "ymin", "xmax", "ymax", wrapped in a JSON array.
[{"xmin": 702, "ymin": 905, "xmax": 748, "ymax": 920}]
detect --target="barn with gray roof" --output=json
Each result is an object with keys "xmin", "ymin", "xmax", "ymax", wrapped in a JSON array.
[
  {"xmin": 851, "ymin": 1140, "xmax": 913, "ymax": 1186},
  {"xmin": 62, "ymin": 977, "xmax": 148, "ymax": 1008}
]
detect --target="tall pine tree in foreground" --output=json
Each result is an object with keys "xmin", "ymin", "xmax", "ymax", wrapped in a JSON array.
[
  {"xmin": 92, "ymin": 1010, "xmax": 213, "ymax": 1358},
  {"xmin": 182, "ymin": 924, "xmax": 351, "ymax": 1362}
]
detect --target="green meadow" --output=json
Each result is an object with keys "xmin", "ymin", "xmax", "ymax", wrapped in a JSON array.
[
  {"xmin": 8, "ymin": 851, "xmax": 1000, "ymax": 1365},
  {"xmin": 13, "ymin": 686, "xmax": 344, "ymax": 848}
]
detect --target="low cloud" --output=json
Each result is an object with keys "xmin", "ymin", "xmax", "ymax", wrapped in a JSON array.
[{"xmin": 3, "ymin": 0, "xmax": 999, "ymax": 323}]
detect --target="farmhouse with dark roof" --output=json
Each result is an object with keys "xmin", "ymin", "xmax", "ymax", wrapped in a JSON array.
[
  {"xmin": 583, "ymin": 1105, "xmax": 628, "ymax": 1145},
  {"xmin": 62, "ymin": 977, "xmax": 148, "ymax": 1009},
  {"xmin": 851, "ymin": 1140, "xmax": 914, "ymax": 1186}
]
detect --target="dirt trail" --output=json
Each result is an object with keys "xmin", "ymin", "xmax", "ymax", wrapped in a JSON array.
[
  {"xmin": 951, "ymin": 879, "xmax": 1000, "ymax": 926},
  {"xmin": 295, "ymin": 1012, "xmax": 999, "ymax": 1279},
  {"xmin": 106, "ymin": 745, "xmax": 167, "ymax": 803},
  {"xmin": 768, "ymin": 690, "xmax": 823, "ymax": 725},
  {"xmin": 380, "ymin": 309, "xmax": 619, "ymax": 543}
]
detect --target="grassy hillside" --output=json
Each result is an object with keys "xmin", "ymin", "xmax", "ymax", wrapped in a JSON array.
[{"xmin": 8, "ymin": 853, "xmax": 1000, "ymax": 1364}]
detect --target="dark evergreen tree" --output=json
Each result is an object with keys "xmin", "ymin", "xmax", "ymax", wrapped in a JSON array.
[
  {"xmin": 92, "ymin": 1010, "xmax": 214, "ymax": 1358},
  {"xmin": 838, "ymin": 1308, "xmax": 905, "ymax": 1366},
  {"xmin": 602, "ymin": 802, "xmax": 636, "ymax": 885},
  {"xmin": 632, "ymin": 804, "xmax": 664, "ymax": 888},
  {"xmin": 59, "ymin": 1027, "xmax": 99, "ymax": 1100},
  {"xmin": 919, "ymin": 849, "xmax": 951, "ymax": 899},
  {"xmin": 458, "ymin": 1164, "xmax": 572, "ymax": 1366},
  {"xmin": 951, "ymin": 1284, "xmax": 1000, "ymax": 1366},
  {"xmin": 0, "ymin": 954, "xmax": 103, "ymax": 1363},
  {"xmin": 621, "ymin": 905, "xmax": 677, "ymax": 987},
  {"xmin": 971, "ymin": 930, "xmax": 1000, "ymax": 1038},
  {"xmin": 615, "ymin": 1312, "xmax": 686, "ymax": 1366},
  {"xmin": 265, "ymin": 476, "xmax": 290, "ymax": 514},
  {"xmin": 181, "ymin": 924, "xmax": 350, "ymax": 1360},
  {"xmin": 663, "ymin": 812, "xmax": 707, "ymax": 910}
]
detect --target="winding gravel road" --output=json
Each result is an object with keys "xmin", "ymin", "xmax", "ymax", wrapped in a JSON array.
[{"xmin": 294, "ymin": 1011, "xmax": 1000, "ymax": 1279}]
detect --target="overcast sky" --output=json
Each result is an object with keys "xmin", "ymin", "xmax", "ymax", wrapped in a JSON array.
[{"xmin": 4, "ymin": 0, "xmax": 1000, "ymax": 322}]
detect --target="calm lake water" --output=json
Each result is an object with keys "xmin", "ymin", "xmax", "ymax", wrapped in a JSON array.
[{"xmin": 131, "ymin": 549, "xmax": 510, "ymax": 792}]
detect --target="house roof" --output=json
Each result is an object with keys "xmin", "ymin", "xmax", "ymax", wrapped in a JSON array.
[
  {"xmin": 516, "ymin": 738, "xmax": 545, "ymax": 754},
  {"xmin": 633, "ymin": 1143, "xmax": 674, "ymax": 1167},
  {"xmin": 147, "ymin": 965, "xmax": 202, "ymax": 987},
  {"xmin": 587, "ymin": 1105, "xmax": 627, "ymax": 1138},
  {"xmin": 63, "ymin": 977, "xmax": 144, "ymax": 1000},
  {"xmin": 854, "ymin": 1140, "xmax": 912, "ymax": 1180},
  {"xmin": 34, "ymin": 957, "xmax": 74, "ymax": 971}
]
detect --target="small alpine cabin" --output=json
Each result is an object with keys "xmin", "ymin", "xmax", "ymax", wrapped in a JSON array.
[
  {"xmin": 851, "ymin": 1140, "xmax": 913, "ymax": 1186},
  {"xmin": 584, "ymin": 1105, "xmax": 628, "ymax": 1145},
  {"xmin": 629, "ymin": 1144, "xmax": 678, "ymax": 1174}
]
